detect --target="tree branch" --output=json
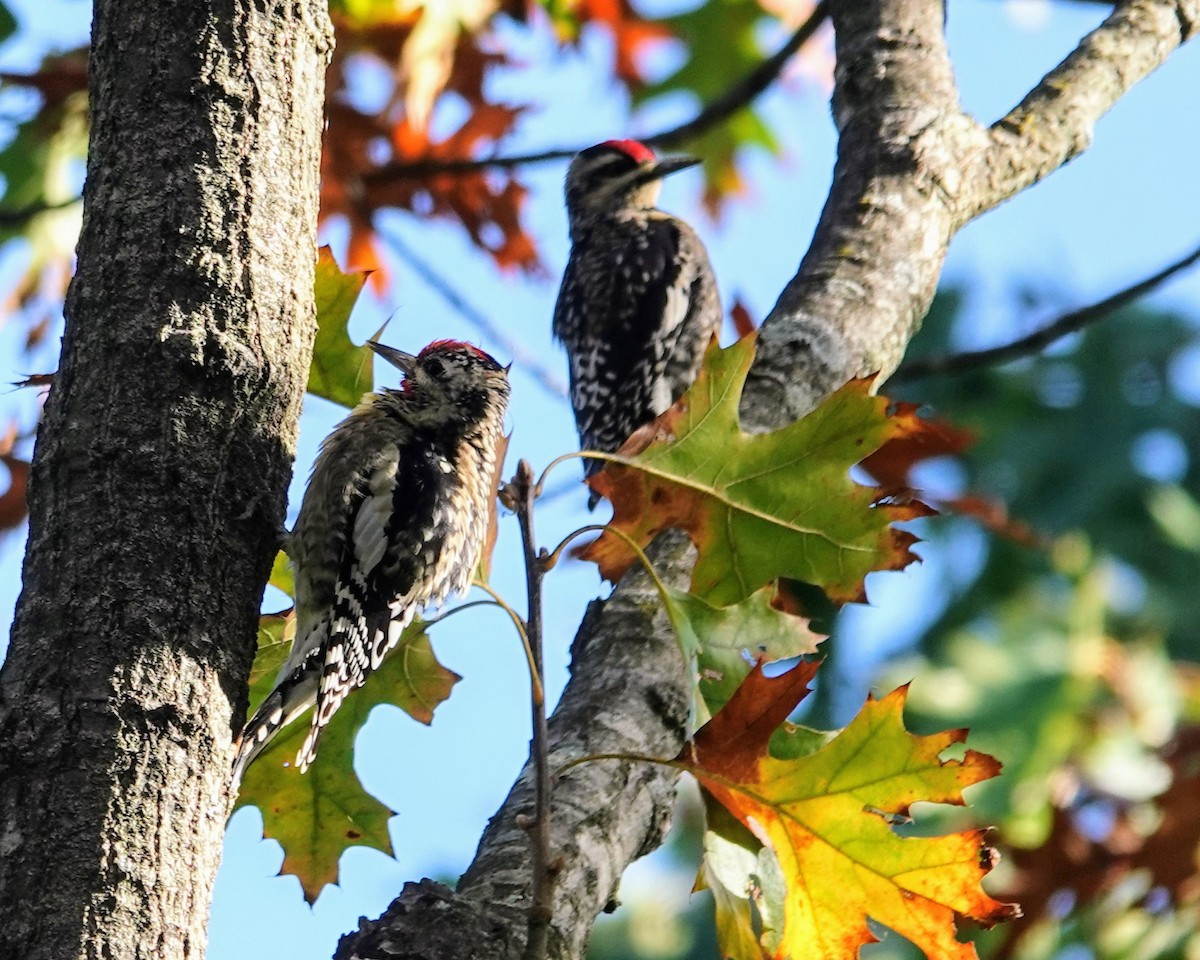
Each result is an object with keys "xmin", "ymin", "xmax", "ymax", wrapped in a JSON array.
[
  {"xmin": 745, "ymin": 0, "xmax": 980, "ymax": 417},
  {"xmin": 969, "ymin": 0, "xmax": 1199, "ymax": 221},
  {"xmin": 335, "ymin": 0, "xmax": 1198, "ymax": 957},
  {"xmin": 361, "ymin": 3, "xmax": 831, "ymax": 184},
  {"xmin": 0, "ymin": 197, "xmax": 80, "ymax": 229},
  {"xmin": 894, "ymin": 239, "xmax": 1200, "ymax": 382}
]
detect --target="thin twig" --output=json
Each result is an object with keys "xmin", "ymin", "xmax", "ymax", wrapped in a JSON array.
[
  {"xmin": 362, "ymin": 2, "xmax": 831, "ymax": 183},
  {"xmin": 377, "ymin": 222, "xmax": 569, "ymax": 401},
  {"xmin": 511, "ymin": 459, "xmax": 556, "ymax": 960},
  {"xmin": 894, "ymin": 241, "xmax": 1200, "ymax": 383}
]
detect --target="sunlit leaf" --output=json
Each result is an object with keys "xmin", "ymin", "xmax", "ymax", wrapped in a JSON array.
[
  {"xmin": 663, "ymin": 584, "xmax": 823, "ymax": 724},
  {"xmin": 579, "ymin": 336, "xmax": 927, "ymax": 606},
  {"xmin": 267, "ymin": 550, "xmax": 295, "ymax": 601},
  {"xmin": 235, "ymin": 615, "xmax": 459, "ymax": 901},
  {"xmin": 635, "ymin": 0, "xmax": 777, "ymax": 207},
  {"xmin": 309, "ymin": 247, "xmax": 376, "ymax": 408},
  {"xmin": 0, "ymin": 50, "xmax": 89, "ymax": 331},
  {"xmin": 685, "ymin": 662, "xmax": 1017, "ymax": 960},
  {"xmin": 322, "ymin": 28, "xmax": 541, "ymax": 280},
  {"xmin": 700, "ymin": 797, "xmax": 773, "ymax": 960},
  {"xmin": 555, "ymin": 0, "xmax": 671, "ymax": 87}
]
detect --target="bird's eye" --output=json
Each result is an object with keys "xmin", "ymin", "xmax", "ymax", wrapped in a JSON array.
[{"xmin": 425, "ymin": 358, "xmax": 446, "ymax": 378}]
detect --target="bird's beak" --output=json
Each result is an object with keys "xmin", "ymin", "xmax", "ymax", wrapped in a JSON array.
[
  {"xmin": 638, "ymin": 154, "xmax": 701, "ymax": 184},
  {"xmin": 367, "ymin": 341, "xmax": 417, "ymax": 375}
]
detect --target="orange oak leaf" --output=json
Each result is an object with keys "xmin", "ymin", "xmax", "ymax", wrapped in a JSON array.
[
  {"xmin": 685, "ymin": 663, "xmax": 1019, "ymax": 959},
  {"xmin": 859, "ymin": 406, "xmax": 1042, "ymax": 546},
  {"xmin": 728, "ymin": 295, "xmax": 757, "ymax": 338},
  {"xmin": 320, "ymin": 26, "xmax": 540, "ymax": 281},
  {"xmin": 570, "ymin": 0, "xmax": 671, "ymax": 87},
  {"xmin": 0, "ymin": 50, "xmax": 89, "ymax": 111},
  {"xmin": 859, "ymin": 404, "xmax": 974, "ymax": 495},
  {"xmin": 0, "ymin": 423, "xmax": 29, "ymax": 532}
]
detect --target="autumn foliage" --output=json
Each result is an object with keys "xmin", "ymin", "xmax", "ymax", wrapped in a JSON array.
[
  {"xmin": 685, "ymin": 663, "xmax": 1018, "ymax": 959},
  {"xmin": 2, "ymin": 2, "xmax": 1199, "ymax": 959}
]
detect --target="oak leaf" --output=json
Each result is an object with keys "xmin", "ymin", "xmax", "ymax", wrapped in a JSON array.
[
  {"xmin": 859, "ymin": 407, "xmax": 1040, "ymax": 546},
  {"xmin": 235, "ymin": 611, "xmax": 459, "ymax": 901},
  {"xmin": 0, "ymin": 50, "xmax": 88, "ymax": 336},
  {"xmin": 310, "ymin": 248, "xmax": 380, "ymax": 409},
  {"xmin": 321, "ymin": 28, "xmax": 540, "ymax": 281},
  {"xmin": 663, "ymin": 584, "xmax": 823, "ymax": 723},
  {"xmin": 563, "ymin": 0, "xmax": 671, "ymax": 88},
  {"xmin": 635, "ymin": 0, "xmax": 776, "ymax": 209},
  {"xmin": 0, "ymin": 434, "xmax": 28, "ymax": 532},
  {"xmin": 684, "ymin": 662, "xmax": 1019, "ymax": 960},
  {"xmin": 579, "ymin": 335, "xmax": 928, "ymax": 606},
  {"xmin": 858, "ymin": 405, "xmax": 974, "ymax": 495}
]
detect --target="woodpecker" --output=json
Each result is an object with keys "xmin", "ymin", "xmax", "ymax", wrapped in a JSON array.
[
  {"xmin": 233, "ymin": 340, "xmax": 510, "ymax": 782},
  {"xmin": 552, "ymin": 139, "xmax": 721, "ymax": 504}
]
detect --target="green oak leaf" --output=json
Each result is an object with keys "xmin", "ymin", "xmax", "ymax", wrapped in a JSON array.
[
  {"xmin": 309, "ymin": 247, "xmax": 379, "ymax": 408},
  {"xmin": 663, "ymin": 584, "xmax": 824, "ymax": 724},
  {"xmin": 581, "ymin": 335, "xmax": 926, "ymax": 606},
  {"xmin": 235, "ymin": 614, "xmax": 458, "ymax": 901}
]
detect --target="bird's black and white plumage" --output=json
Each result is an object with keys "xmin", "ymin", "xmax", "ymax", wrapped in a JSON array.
[
  {"xmin": 233, "ymin": 340, "xmax": 510, "ymax": 782},
  {"xmin": 552, "ymin": 139, "xmax": 721, "ymax": 504}
]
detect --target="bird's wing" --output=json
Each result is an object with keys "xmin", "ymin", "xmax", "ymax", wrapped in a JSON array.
[
  {"xmin": 568, "ymin": 218, "xmax": 697, "ymax": 458},
  {"xmin": 299, "ymin": 443, "xmax": 442, "ymax": 770}
]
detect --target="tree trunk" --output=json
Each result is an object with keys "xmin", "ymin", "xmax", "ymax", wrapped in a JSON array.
[{"xmin": 0, "ymin": 2, "xmax": 331, "ymax": 958}]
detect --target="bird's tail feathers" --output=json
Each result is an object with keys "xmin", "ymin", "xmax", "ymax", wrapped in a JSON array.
[
  {"xmin": 295, "ymin": 597, "xmax": 420, "ymax": 773},
  {"xmin": 231, "ymin": 653, "xmax": 321, "ymax": 787}
]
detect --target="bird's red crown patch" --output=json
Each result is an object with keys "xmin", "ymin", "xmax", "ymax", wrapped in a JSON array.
[
  {"xmin": 421, "ymin": 339, "xmax": 491, "ymax": 361},
  {"xmin": 600, "ymin": 139, "xmax": 655, "ymax": 164}
]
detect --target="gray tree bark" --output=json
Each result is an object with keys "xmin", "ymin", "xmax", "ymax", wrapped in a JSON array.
[
  {"xmin": 0, "ymin": 1, "xmax": 332, "ymax": 958},
  {"xmin": 335, "ymin": 0, "xmax": 1198, "ymax": 958}
]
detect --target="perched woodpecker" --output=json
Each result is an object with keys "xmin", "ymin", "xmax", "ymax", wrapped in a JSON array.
[
  {"xmin": 233, "ymin": 340, "xmax": 510, "ymax": 782},
  {"xmin": 552, "ymin": 139, "xmax": 721, "ymax": 504}
]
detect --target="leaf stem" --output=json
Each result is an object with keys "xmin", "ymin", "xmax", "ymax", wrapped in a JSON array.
[
  {"xmin": 534, "ymin": 448, "xmax": 635, "ymax": 496},
  {"xmin": 588, "ymin": 524, "xmax": 674, "ymax": 605},
  {"xmin": 512, "ymin": 460, "xmax": 556, "ymax": 960},
  {"xmin": 421, "ymin": 599, "xmax": 501, "ymax": 627},
  {"xmin": 543, "ymin": 524, "xmax": 607, "ymax": 570},
  {"xmin": 472, "ymin": 580, "xmax": 543, "ymax": 706},
  {"xmin": 538, "ymin": 508, "xmax": 671, "ymax": 604}
]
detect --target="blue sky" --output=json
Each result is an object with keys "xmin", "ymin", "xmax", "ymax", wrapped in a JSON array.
[{"xmin": 0, "ymin": 1, "xmax": 1198, "ymax": 957}]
